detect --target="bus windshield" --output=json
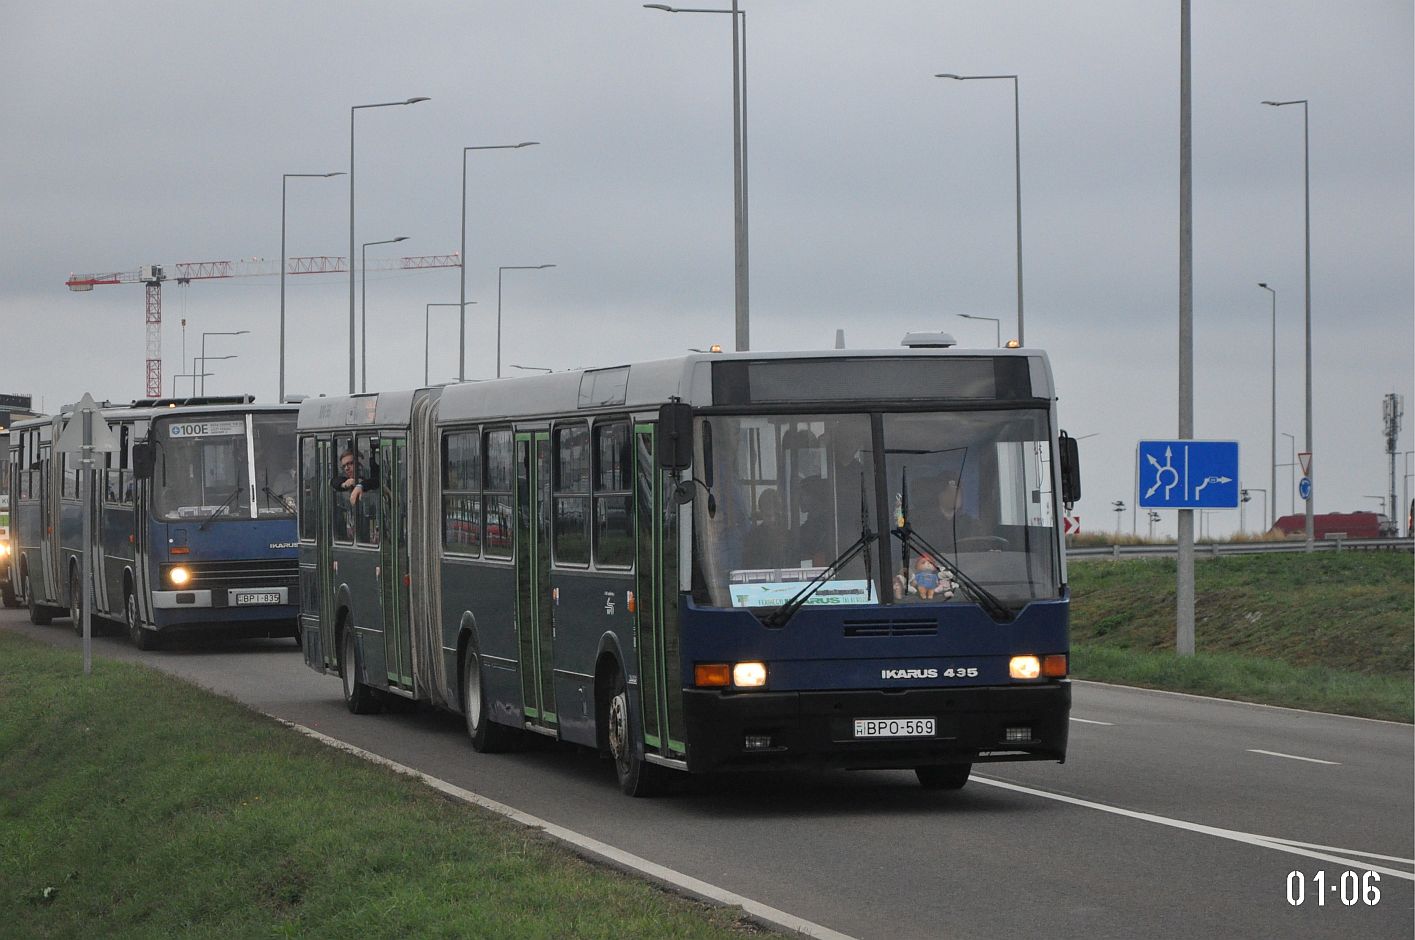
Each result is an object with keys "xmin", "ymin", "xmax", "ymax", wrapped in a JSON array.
[
  {"xmin": 695, "ymin": 410, "xmax": 1061, "ymax": 611},
  {"xmin": 152, "ymin": 413, "xmax": 297, "ymax": 521}
]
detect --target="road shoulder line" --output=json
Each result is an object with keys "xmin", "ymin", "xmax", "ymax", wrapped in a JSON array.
[
  {"xmin": 1072, "ymin": 678, "xmax": 1412, "ymax": 727},
  {"xmin": 281, "ymin": 720, "xmax": 859, "ymax": 940}
]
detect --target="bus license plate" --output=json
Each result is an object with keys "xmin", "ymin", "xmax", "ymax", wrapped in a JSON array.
[
  {"xmin": 854, "ymin": 717, "xmax": 935, "ymax": 738},
  {"xmin": 234, "ymin": 592, "xmax": 281, "ymax": 606}
]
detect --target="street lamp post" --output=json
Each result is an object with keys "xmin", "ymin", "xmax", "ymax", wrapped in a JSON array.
[
  {"xmin": 361, "ymin": 236, "xmax": 408, "ymax": 392},
  {"xmin": 1257, "ymin": 283, "xmax": 1277, "ymax": 528},
  {"xmin": 1112, "ymin": 500, "xmax": 1126, "ymax": 536},
  {"xmin": 193, "ymin": 355, "xmax": 236, "ymax": 395},
  {"xmin": 644, "ymin": 3, "xmax": 750, "ymax": 351},
  {"xmin": 171, "ymin": 372, "xmax": 212, "ymax": 397},
  {"xmin": 1263, "ymin": 98, "xmax": 1312, "ymax": 550},
  {"xmin": 281, "ymin": 171, "xmax": 343, "ymax": 403},
  {"xmin": 496, "ymin": 265, "xmax": 556, "ymax": 379},
  {"xmin": 198, "ymin": 332, "xmax": 248, "ymax": 395},
  {"xmin": 425, "ymin": 302, "xmax": 476, "ymax": 386},
  {"xmin": 957, "ymin": 313, "xmax": 1001, "ymax": 347},
  {"xmin": 349, "ymin": 96, "xmax": 430, "ymax": 394},
  {"xmin": 461, "ymin": 142, "xmax": 539, "ymax": 382},
  {"xmin": 936, "ymin": 72, "xmax": 1024, "ymax": 346}
]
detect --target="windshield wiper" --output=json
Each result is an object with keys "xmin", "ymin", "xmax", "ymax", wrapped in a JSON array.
[
  {"xmin": 764, "ymin": 526, "xmax": 877, "ymax": 629},
  {"xmin": 262, "ymin": 485, "xmax": 295, "ymax": 514},
  {"xmin": 198, "ymin": 485, "xmax": 243, "ymax": 530},
  {"xmin": 891, "ymin": 523, "xmax": 1013, "ymax": 623}
]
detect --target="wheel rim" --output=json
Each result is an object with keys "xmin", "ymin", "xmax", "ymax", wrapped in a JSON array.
[
  {"xmin": 608, "ymin": 687, "xmax": 630, "ymax": 774},
  {"xmin": 70, "ymin": 579, "xmax": 80, "ymax": 626},
  {"xmin": 127, "ymin": 592, "xmax": 139, "ymax": 640},
  {"xmin": 342, "ymin": 631, "xmax": 355, "ymax": 701},
  {"xmin": 466, "ymin": 655, "xmax": 483, "ymax": 730}
]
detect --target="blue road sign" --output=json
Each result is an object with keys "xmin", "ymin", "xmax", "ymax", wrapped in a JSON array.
[
  {"xmin": 1137, "ymin": 440, "xmax": 1240, "ymax": 509},
  {"xmin": 1298, "ymin": 477, "xmax": 1312, "ymax": 501}
]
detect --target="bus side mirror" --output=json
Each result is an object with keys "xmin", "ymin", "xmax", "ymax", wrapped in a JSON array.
[
  {"xmin": 133, "ymin": 442, "xmax": 154, "ymax": 481},
  {"xmin": 657, "ymin": 402, "xmax": 693, "ymax": 471},
  {"xmin": 1058, "ymin": 432, "xmax": 1081, "ymax": 507}
]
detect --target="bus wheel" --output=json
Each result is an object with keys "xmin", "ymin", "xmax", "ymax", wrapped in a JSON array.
[
  {"xmin": 1, "ymin": 580, "xmax": 18, "ymax": 609},
  {"xmin": 606, "ymin": 669, "xmax": 668, "ymax": 797},
  {"xmin": 69, "ymin": 569, "xmax": 83, "ymax": 636},
  {"xmin": 463, "ymin": 647, "xmax": 513, "ymax": 753},
  {"xmin": 915, "ymin": 764, "xmax": 971, "ymax": 790},
  {"xmin": 340, "ymin": 627, "xmax": 380, "ymax": 715},
  {"xmin": 126, "ymin": 589, "xmax": 158, "ymax": 651},
  {"xmin": 26, "ymin": 575, "xmax": 53, "ymax": 626}
]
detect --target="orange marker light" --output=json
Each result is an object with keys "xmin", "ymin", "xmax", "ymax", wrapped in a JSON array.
[
  {"xmin": 694, "ymin": 663, "xmax": 731, "ymax": 687},
  {"xmin": 1042, "ymin": 654, "xmax": 1068, "ymax": 678}
]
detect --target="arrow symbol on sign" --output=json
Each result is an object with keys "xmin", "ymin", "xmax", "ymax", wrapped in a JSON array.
[
  {"xmin": 1193, "ymin": 475, "xmax": 1232, "ymax": 499},
  {"xmin": 1145, "ymin": 446, "xmax": 1179, "ymax": 500}
]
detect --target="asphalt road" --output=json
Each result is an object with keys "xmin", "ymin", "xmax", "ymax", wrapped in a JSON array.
[{"xmin": 6, "ymin": 610, "xmax": 1412, "ymax": 940}]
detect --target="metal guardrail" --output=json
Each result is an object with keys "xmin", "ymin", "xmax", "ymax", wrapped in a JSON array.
[{"xmin": 1067, "ymin": 537, "xmax": 1414, "ymax": 559}]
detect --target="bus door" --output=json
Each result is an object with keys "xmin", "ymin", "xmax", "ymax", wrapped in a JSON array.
[
  {"xmin": 315, "ymin": 438, "xmax": 337, "ymax": 671},
  {"xmin": 633, "ymin": 425, "xmax": 686, "ymax": 759},
  {"xmin": 379, "ymin": 437, "xmax": 413, "ymax": 691},
  {"xmin": 515, "ymin": 430, "xmax": 557, "ymax": 732},
  {"xmin": 37, "ymin": 456, "xmax": 58, "ymax": 603}
]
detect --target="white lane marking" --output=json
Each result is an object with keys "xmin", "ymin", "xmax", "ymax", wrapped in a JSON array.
[
  {"xmin": 1257, "ymin": 836, "xmax": 1415, "ymax": 865},
  {"xmin": 1069, "ymin": 717, "xmax": 1114, "ymax": 725},
  {"xmin": 1246, "ymin": 748, "xmax": 1340, "ymax": 765},
  {"xmin": 1072, "ymin": 678, "xmax": 1412, "ymax": 727},
  {"xmin": 973, "ymin": 776, "xmax": 1414, "ymax": 881},
  {"xmin": 284, "ymin": 721, "xmax": 859, "ymax": 940}
]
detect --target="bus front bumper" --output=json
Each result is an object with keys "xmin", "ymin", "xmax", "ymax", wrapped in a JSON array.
[{"xmin": 680, "ymin": 682, "xmax": 1069, "ymax": 773}]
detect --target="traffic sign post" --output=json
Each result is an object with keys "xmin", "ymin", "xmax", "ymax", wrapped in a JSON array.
[
  {"xmin": 1137, "ymin": 440, "xmax": 1240, "ymax": 510},
  {"xmin": 56, "ymin": 394, "xmax": 118, "ymax": 675}
]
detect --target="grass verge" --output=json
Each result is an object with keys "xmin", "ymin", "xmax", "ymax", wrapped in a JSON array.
[
  {"xmin": 0, "ymin": 632, "xmax": 765, "ymax": 939},
  {"xmin": 1068, "ymin": 552, "xmax": 1413, "ymax": 722}
]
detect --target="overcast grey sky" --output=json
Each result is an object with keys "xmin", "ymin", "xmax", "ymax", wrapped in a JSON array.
[{"xmin": 2, "ymin": 1, "xmax": 1411, "ymax": 537}]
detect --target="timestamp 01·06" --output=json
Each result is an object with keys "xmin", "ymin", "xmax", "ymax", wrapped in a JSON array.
[{"xmin": 1286, "ymin": 870, "xmax": 1381, "ymax": 906}]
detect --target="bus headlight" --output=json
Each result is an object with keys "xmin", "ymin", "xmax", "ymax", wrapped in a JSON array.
[
  {"xmin": 167, "ymin": 565, "xmax": 191, "ymax": 587},
  {"xmin": 0, "ymin": 541, "xmax": 9, "ymax": 558},
  {"xmin": 732, "ymin": 661, "xmax": 768, "ymax": 688},
  {"xmin": 1009, "ymin": 655, "xmax": 1041, "ymax": 680}
]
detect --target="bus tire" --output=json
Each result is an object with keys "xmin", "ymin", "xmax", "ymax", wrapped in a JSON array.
[
  {"xmin": 26, "ymin": 575, "xmax": 53, "ymax": 626},
  {"xmin": 1, "ymin": 581, "xmax": 18, "ymax": 609},
  {"xmin": 126, "ymin": 588, "xmax": 159, "ymax": 651},
  {"xmin": 915, "ymin": 763, "xmax": 971, "ymax": 790},
  {"xmin": 605, "ymin": 668, "xmax": 668, "ymax": 797},
  {"xmin": 463, "ymin": 647, "xmax": 513, "ymax": 753},
  {"xmin": 340, "ymin": 627, "xmax": 380, "ymax": 715}
]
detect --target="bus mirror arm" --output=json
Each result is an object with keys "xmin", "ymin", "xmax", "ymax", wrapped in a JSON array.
[{"xmin": 672, "ymin": 478, "xmax": 716, "ymax": 516}]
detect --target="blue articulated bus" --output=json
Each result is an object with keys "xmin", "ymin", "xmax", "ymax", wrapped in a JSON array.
[
  {"xmin": 297, "ymin": 336, "xmax": 1081, "ymax": 795},
  {"xmin": 7, "ymin": 396, "xmax": 301, "ymax": 649}
]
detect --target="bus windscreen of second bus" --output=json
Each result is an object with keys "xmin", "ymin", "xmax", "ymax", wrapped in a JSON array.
[
  {"xmin": 695, "ymin": 410, "xmax": 1059, "ymax": 612},
  {"xmin": 153, "ymin": 413, "xmax": 297, "ymax": 520}
]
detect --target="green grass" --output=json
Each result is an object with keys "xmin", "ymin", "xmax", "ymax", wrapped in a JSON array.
[
  {"xmin": 1068, "ymin": 552, "xmax": 1413, "ymax": 722},
  {"xmin": 0, "ymin": 633, "xmax": 765, "ymax": 939}
]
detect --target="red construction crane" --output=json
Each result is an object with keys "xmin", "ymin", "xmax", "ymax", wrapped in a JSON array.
[{"xmin": 66, "ymin": 254, "xmax": 460, "ymax": 398}]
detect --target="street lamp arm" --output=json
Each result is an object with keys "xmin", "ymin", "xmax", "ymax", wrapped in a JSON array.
[{"xmin": 936, "ymin": 73, "xmax": 1018, "ymax": 81}]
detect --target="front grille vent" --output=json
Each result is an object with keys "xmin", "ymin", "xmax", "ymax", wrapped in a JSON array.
[
  {"xmin": 180, "ymin": 559, "xmax": 299, "ymax": 589},
  {"xmin": 843, "ymin": 618, "xmax": 938, "ymax": 638}
]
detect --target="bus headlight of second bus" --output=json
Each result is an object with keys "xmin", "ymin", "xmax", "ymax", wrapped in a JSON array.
[
  {"xmin": 694, "ymin": 661, "xmax": 768, "ymax": 689},
  {"xmin": 166, "ymin": 565, "xmax": 192, "ymax": 587},
  {"xmin": 1009, "ymin": 654, "xmax": 1067, "ymax": 679}
]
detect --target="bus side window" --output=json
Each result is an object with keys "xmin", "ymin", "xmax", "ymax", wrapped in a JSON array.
[
  {"xmin": 333, "ymin": 436, "xmax": 354, "ymax": 544},
  {"xmin": 299, "ymin": 437, "xmax": 318, "ymax": 541},
  {"xmin": 356, "ymin": 435, "xmax": 380, "ymax": 546}
]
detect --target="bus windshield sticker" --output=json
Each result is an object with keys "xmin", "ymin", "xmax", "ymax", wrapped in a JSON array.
[{"xmin": 729, "ymin": 570, "xmax": 879, "ymax": 609}]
